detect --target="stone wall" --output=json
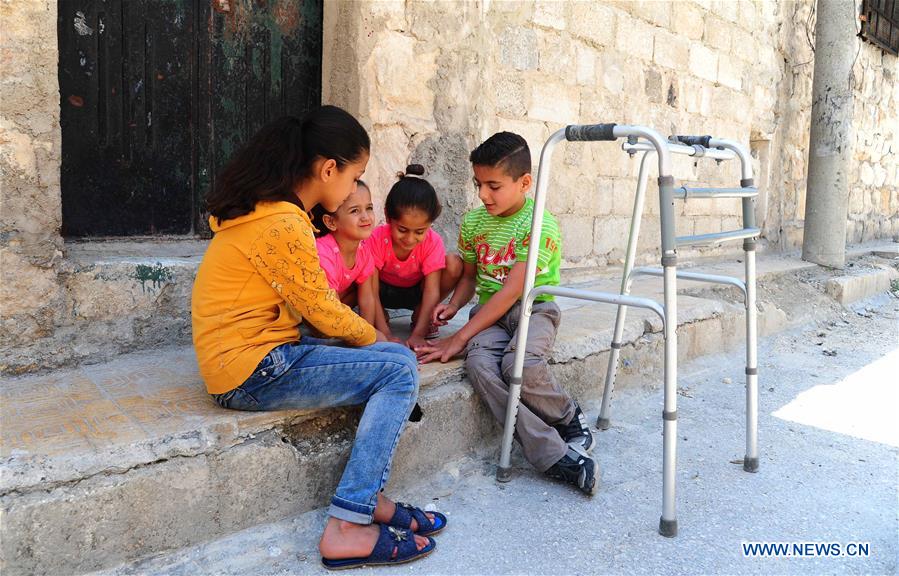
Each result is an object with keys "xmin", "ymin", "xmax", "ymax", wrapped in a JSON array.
[
  {"xmin": 1, "ymin": 0, "xmax": 896, "ymax": 375},
  {"xmin": 324, "ymin": 0, "xmax": 897, "ymax": 264},
  {"xmin": 0, "ymin": 1, "xmax": 67, "ymax": 373},
  {"xmin": 847, "ymin": 39, "xmax": 898, "ymax": 244}
]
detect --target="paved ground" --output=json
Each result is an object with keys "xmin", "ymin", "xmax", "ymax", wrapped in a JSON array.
[{"xmin": 96, "ymin": 294, "xmax": 898, "ymax": 576}]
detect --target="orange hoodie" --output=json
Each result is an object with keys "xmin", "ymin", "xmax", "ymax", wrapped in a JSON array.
[{"xmin": 191, "ymin": 201, "xmax": 376, "ymax": 394}]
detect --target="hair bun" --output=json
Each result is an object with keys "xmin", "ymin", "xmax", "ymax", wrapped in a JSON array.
[{"xmin": 405, "ymin": 164, "xmax": 425, "ymax": 176}]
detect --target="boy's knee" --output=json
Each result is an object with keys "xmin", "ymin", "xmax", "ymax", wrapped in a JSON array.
[
  {"xmin": 500, "ymin": 353, "xmax": 548, "ymax": 381},
  {"xmin": 465, "ymin": 349, "xmax": 495, "ymax": 373}
]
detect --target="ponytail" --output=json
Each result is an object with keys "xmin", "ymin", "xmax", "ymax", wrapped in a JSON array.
[{"xmin": 206, "ymin": 106, "xmax": 370, "ymax": 223}]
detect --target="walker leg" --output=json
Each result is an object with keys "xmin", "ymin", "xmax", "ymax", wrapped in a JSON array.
[
  {"xmin": 657, "ymin": 170, "xmax": 679, "ymax": 537},
  {"xmin": 598, "ymin": 151, "xmax": 653, "ymax": 430},
  {"xmin": 498, "ymin": 324, "xmax": 531, "ymax": 482},
  {"xmin": 659, "ymin": 258, "xmax": 678, "ymax": 537},
  {"xmin": 743, "ymin": 242, "xmax": 759, "ymax": 473},
  {"xmin": 597, "ymin": 312, "xmax": 625, "ymax": 431}
]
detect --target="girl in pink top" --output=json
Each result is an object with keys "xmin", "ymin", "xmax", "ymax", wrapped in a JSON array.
[
  {"xmin": 370, "ymin": 165, "xmax": 462, "ymax": 350},
  {"xmin": 313, "ymin": 181, "xmax": 377, "ymax": 326}
]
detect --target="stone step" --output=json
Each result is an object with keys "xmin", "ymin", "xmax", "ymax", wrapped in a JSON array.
[
  {"xmin": 2, "ymin": 239, "xmax": 205, "ymax": 376},
  {"xmin": 90, "ymin": 301, "xmax": 899, "ymax": 576},
  {"xmin": 7, "ymin": 240, "xmax": 892, "ymax": 376},
  {"xmin": 2, "ymin": 251, "xmax": 895, "ymax": 575},
  {"xmin": 825, "ymin": 266, "xmax": 898, "ymax": 305}
]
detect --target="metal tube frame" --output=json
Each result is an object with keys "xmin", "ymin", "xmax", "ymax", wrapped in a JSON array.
[
  {"xmin": 498, "ymin": 127, "xmax": 761, "ymax": 538},
  {"xmin": 710, "ymin": 139, "xmax": 760, "ymax": 474},
  {"xmin": 498, "ymin": 124, "xmax": 683, "ymax": 538},
  {"xmin": 597, "ymin": 135, "xmax": 760, "ymax": 514}
]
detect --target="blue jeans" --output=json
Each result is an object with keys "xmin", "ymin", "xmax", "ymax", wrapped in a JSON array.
[{"xmin": 212, "ymin": 338, "xmax": 419, "ymax": 524}]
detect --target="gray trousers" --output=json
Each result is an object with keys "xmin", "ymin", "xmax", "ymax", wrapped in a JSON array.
[{"xmin": 464, "ymin": 301, "xmax": 575, "ymax": 472}]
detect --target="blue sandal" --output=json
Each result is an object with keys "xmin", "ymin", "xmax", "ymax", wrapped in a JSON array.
[
  {"xmin": 321, "ymin": 525, "xmax": 435, "ymax": 570},
  {"xmin": 389, "ymin": 502, "xmax": 447, "ymax": 536}
]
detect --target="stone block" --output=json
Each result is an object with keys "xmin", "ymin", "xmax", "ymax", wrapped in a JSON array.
[
  {"xmin": 689, "ymin": 44, "xmax": 718, "ymax": 82},
  {"xmin": 558, "ymin": 215, "xmax": 595, "ymax": 260},
  {"xmin": 738, "ymin": 0, "xmax": 759, "ymax": 30},
  {"xmin": 653, "ymin": 29, "xmax": 690, "ymax": 70},
  {"xmin": 672, "ymin": 1, "xmax": 705, "ymax": 40},
  {"xmin": 499, "ymin": 26, "xmax": 539, "ymax": 71},
  {"xmin": 576, "ymin": 43, "xmax": 597, "ymax": 86},
  {"xmin": 570, "ymin": 2, "xmax": 616, "ymax": 47},
  {"xmin": 717, "ymin": 53, "xmax": 743, "ymax": 90},
  {"xmin": 702, "ymin": 14, "xmax": 731, "ymax": 50},
  {"xmin": 635, "ymin": 214, "xmax": 663, "ymax": 255},
  {"xmin": 368, "ymin": 0, "xmax": 407, "ymax": 30},
  {"xmin": 615, "ymin": 18, "xmax": 654, "ymax": 61},
  {"xmin": 529, "ymin": 83, "xmax": 580, "ymax": 124},
  {"xmin": 533, "ymin": 0, "xmax": 567, "ymax": 30},
  {"xmin": 591, "ymin": 179, "xmax": 616, "ymax": 216},
  {"xmin": 538, "ymin": 29, "xmax": 576, "ymax": 79},
  {"xmin": 711, "ymin": 0, "xmax": 739, "ymax": 23},
  {"xmin": 598, "ymin": 51, "xmax": 627, "ymax": 95},
  {"xmin": 593, "ymin": 216, "xmax": 632, "ymax": 258},
  {"xmin": 369, "ymin": 31, "xmax": 437, "ymax": 126},
  {"xmin": 631, "ymin": 0, "xmax": 671, "ymax": 28},
  {"xmin": 825, "ymin": 268, "xmax": 899, "ymax": 305},
  {"xmin": 731, "ymin": 28, "xmax": 758, "ymax": 63},
  {"xmin": 495, "ymin": 74, "xmax": 527, "ymax": 117},
  {"xmin": 645, "ymin": 67, "xmax": 664, "ymax": 103}
]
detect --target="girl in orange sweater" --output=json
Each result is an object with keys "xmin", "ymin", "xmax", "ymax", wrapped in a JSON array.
[{"xmin": 191, "ymin": 107, "xmax": 443, "ymax": 569}]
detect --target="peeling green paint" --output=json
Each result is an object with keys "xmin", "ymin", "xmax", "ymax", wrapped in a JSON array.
[{"xmin": 134, "ymin": 263, "xmax": 174, "ymax": 293}]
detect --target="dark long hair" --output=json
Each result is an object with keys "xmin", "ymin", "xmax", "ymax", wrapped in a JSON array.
[
  {"xmin": 206, "ymin": 106, "xmax": 370, "ymax": 223},
  {"xmin": 384, "ymin": 164, "xmax": 442, "ymax": 222}
]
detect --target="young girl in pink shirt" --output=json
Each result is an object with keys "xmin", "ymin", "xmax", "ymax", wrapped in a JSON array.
[
  {"xmin": 313, "ymin": 181, "xmax": 377, "ymax": 325},
  {"xmin": 370, "ymin": 165, "xmax": 462, "ymax": 350}
]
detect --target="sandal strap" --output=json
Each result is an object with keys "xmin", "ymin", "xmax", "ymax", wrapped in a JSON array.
[
  {"xmin": 388, "ymin": 502, "xmax": 414, "ymax": 530},
  {"xmin": 370, "ymin": 525, "xmax": 418, "ymax": 563},
  {"xmin": 396, "ymin": 502, "xmax": 435, "ymax": 532}
]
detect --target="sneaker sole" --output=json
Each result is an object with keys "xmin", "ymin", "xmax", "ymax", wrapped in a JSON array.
[{"xmin": 572, "ymin": 465, "xmax": 599, "ymax": 496}]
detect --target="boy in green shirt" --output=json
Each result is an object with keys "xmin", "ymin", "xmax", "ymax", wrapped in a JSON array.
[{"xmin": 418, "ymin": 132, "xmax": 597, "ymax": 495}]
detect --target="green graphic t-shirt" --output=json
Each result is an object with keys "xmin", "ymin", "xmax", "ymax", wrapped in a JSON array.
[{"xmin": 458, "ymin": 198, "xmax": 562, "ymax": 305}]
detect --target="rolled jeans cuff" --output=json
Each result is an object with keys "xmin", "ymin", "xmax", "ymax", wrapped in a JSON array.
[{"xmin": 328, "ymin": 496, "xmax": 375, "ymax": 524}]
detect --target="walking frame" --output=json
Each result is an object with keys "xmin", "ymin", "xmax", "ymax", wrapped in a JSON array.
[{"xmin": 497, "ymin": 124, "xmax": 759, "ymax": 538}]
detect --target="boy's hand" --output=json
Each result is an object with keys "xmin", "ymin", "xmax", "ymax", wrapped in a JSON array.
[
  {"xmin": 417, "ymin": 334, "xmax": 467, "ymax": 364},
  {"xmin": 374, "ymin": 329, "xmax": 389, "ymax": 343},
  {"xmin": 431, "ymin": 302, "xmax": 459, "ymax": 327}
]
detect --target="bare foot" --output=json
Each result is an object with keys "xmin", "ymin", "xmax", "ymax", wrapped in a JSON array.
[
  {"xmin": 373, "ymin": 493, "xmax": 436, "ymax": 532},
  {"xmin": 318, "ymin": 517, "xmax": 430, "ymax": 560}
]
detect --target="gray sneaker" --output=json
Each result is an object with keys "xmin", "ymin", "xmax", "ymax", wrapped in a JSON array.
[
  {"xmin": 545, "ymin": 445, "xmax": 600, "ymax": 496},
  {"xmin": 555, "ymin": 404, "xmax": 595, "ymax": 452}
]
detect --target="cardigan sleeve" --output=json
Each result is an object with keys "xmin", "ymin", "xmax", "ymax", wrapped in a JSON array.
[{"xmin": 249, "ymin": 214, "xmax": 376, "ymax": 347}]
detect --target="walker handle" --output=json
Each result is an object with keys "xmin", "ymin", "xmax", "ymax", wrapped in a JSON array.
[
  {"xmin": 671, "ymin": 135, "xmax": 712, "ymax": 148},
  {"xmin": 566, "ymin": 123, "xmax": 617, "ymax": 142}
]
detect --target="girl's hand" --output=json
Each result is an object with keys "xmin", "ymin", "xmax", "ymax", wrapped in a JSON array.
[
  {"xmin": 431, "ymin": 302, "xmax": 459, "ymax": 327},
  {"xmin": 387, "ymin": 333, "xmax": 404, "ymax": 344},
  {"xmin": 374, "ymin": 329, "xmax": 389, "ymax": 343},
  {"xmin": 417, "ymin": 334, "xmax": 467, "ymax": 364},
  {"xmin": 406, "ymin": 334, "xmax": 428, "ymax": 352}
]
